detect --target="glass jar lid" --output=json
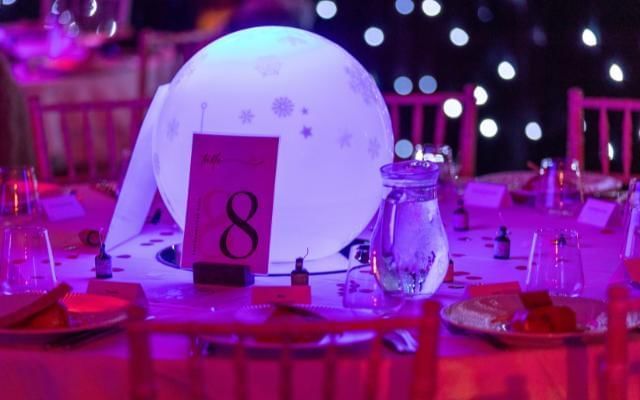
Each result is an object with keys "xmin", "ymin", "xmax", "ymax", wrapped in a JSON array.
[{"xmin": 380, "ymin": 160, "xmax": 440, "ymax": 188}]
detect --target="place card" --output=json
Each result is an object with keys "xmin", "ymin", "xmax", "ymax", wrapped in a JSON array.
[
  {"xmin": 465, "ymin": 281, "xmax": 521, "ymax": 298},
  {"xmin": 105, "ymin": 85, "xmax": 168, "ymax": 251},
  {"xmin": 463, "ymin": 182, "xmax": 510, "ymax": 209},
  {"xmin": 40, "ymin": 194, "xmax": 85, "ymax": 221},
  {"xmin": 181, "ymin": 134, "xmax": 279, "ymax": 274},
  {"xmin": 251, "ymin": 286, "xmax": 312, "ymax": 305},
  {"xmin": 87, "ymin": 279, "xmax": 148, "ymax": 318},
  {"xmin": 577, "ymin": 198, "xmax": 617, "ymax": 228}
]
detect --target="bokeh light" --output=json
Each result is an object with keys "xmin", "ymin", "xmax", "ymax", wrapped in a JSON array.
[
  {"xmin": 421, "ymin": 0, "xmax": 442, "ymax": 17},
  {"xmin": 582, "ymin": 28, "xmax": 598, "ymax": 47},
  {"xmin": 479, "ymin": 118, "xmax": 498, "ymax": 138},
  {"xmin": 497, "ymin": 61, "xmax": 516, "ymax": 80},
  {"xmin": 394, "ymin": 76, "xmax": 413, "ymax": 95},
  {"xmin": 608, "ymin": 142, "xmax": 615, "ymax": 160},
  {"xmin": 609, "ymin": 63, "xmax": 624, "ymax": 82},
  {"xmin": 419, "ymin": 75, "xmax": 438, "ymax": 93},
  {"xmin": 443, "ymin": 98, "xmax": 463, "ymax": 118},
  {"xmin": 525, "ymin": 122, "xmax": 542, "ymax": 141},
  {"xmin": 473, "ymin": 85, "xmax": 488, "ymax": 105},
  {"xmin": 449, "ymin": 27, "xmax": 469, "ymax": 47},
  {"xmin": 395, "ymin": 139, "xmax": 414, "ymax": 158},
  {"xmin": 364, "ymin": 27, "xmax": 385, "ymax": 47},
  {"xmin": 395, "ymin": 0, "xmax": 415, "ymax": 15},
  {"xmin": 477, "ymin": 6, "xmax": 493, "ymax": 22},
  {"xmin": 316, "ymin": 0, "xmax": 337, "ymax": 19}
]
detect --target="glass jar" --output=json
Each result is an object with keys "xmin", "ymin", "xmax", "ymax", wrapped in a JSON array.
[{"xmin": 370, "ymin": 161, "xmax": 449, "ymax": 297}]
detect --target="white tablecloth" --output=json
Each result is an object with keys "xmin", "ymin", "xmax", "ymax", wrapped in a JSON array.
[{"xmin": 0, "ymin": 186, "xmax": 638, "ymax": 400}]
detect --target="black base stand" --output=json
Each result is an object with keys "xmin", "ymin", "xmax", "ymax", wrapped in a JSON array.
[{"xmin": 192, "ymin": 262, "xmax": 255, "ymax": 287}]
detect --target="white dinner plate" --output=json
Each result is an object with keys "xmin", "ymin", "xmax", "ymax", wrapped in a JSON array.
[
  {"xmin": 205, "ymin": 304, "xmax": 375, "ymax": 350},
  {"xmin": 476, "ymin": 170, "xmax": 622, "ymax": 196},
  {"xmin": 0, "ymin": 293, "xmax": 131, "ymax": 342},
  {"xmin": 441, "ymin": 294, "xmax": 639, "ymax": 347}
]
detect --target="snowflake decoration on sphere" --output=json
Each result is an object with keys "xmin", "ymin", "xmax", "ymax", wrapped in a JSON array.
[
  {"xmin": 239, "ymin": 109, "xmax": 255, "ymax": 124},
  {"xmin": 255, "ymin": 56, "xmax": 282, "ymax": 77},
  {"xmin": 272, "ymin": 97, "xmax": 294, "ymax": 118},
  {"xmin": 345, "ymin": 62, "xmax": 378, "ymax": 105},
  {"xmin": 368, "ymin": 138, "xmax": 381, "ymax": 159}
]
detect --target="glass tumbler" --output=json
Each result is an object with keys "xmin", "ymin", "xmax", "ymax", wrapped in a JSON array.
[
  {"xmin": 534, "ymin": 157, "xmax": 584, "ymax": 215},
  {"xmin": 526, "ymin": 228, "xmax": 584, "ymax": 297},
  {"xmin": 0, "ymin": 166, "xmax": 40, "ymax": 219},
  {"xmin": 1, "ymin": 226, "xmax": 57, "ymax": 294},
  {"xmin": 414, "ymin": 144, "xmax": 459, "ymax": 200},
  {"xmin": 370, "ymin": 160, "xmax": 449, "ymax": 297},
  {"xmin": 343, "ymin": 243, "xmax": 403, "ymax": 312}
]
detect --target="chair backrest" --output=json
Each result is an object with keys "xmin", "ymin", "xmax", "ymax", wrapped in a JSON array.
[
  {"xmin": 605, "ymin": 284, "xmax": 640, "ymax": 400},
  {"xmin": 567, "ymin": 87, "xmax": 640, "ymax": 183},
  {"xmin": 127, "ymin": 301, "xmax": 440, "ymax": 400},
  {"xmin": 137, "ymin": 29, "xmax": 221, "ymax": 98},
  {"xmin": 384, "ymin": 84, "xmax": 477, "ymax": 177},
  {"xmin": 27, "ymin": 96, "xmax": 150, "ymax": 183}
]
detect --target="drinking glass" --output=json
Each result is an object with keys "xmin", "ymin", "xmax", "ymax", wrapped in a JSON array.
[
  {"xmin": 343, "ymin": 243, "xmax": 403, "ymax": 312},
  {"xmin": 414, "ymin": 144, "xmax": 459, "ymax": 199},
  {"xmin": 1, "ymin": 226, "xmax": 57, "ymax": 294},
  {"xmin": 534, "ymin": 158, "xmax": 584, "ymax": 215},
  {"xmin": 0, "ymin": 166, "xmax": 40, "ymax": 219},
  {"xmin": 526, "ymin": 229, "xmax": 584, "ymax": 297}
]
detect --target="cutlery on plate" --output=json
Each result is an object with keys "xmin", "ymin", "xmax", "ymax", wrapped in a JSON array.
[{"xmin": 45, "ymin": 326, "xmax": 121, "ymax": 350}]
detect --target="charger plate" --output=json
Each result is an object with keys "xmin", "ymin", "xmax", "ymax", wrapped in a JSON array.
[
  {"xmin": 441, "ymin": 294, "xmax": 637, "ymax": 347},
  {"xmin": 204, "ymin": 304, "xmax": 375, "ymax": 350},
  {"xmin": 0, "ymin": 293, "xmax": 130, "ymax": 342}
]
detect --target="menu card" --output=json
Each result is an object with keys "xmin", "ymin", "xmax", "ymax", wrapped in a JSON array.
[{"xmin": 181, "ymin": 134, "xmax": 279, "ymax": 274}]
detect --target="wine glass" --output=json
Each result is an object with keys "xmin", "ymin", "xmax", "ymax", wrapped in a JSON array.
[
  {"xmin": 526, "ymin": 228, "xmax": 584, "ymax": 297},
  {"xmin": 534, "ymin": 157, "xmax": 584, "ymax": 216},
  {"xmin": 1, "ymin": 226, "xmax": 57, "ymax": 294}
]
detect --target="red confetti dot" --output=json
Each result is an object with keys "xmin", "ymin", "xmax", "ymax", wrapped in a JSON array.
[
  {"xmin": 117, "ymin": 254, "xmax": 132, "ymax": 259},
  {"xmin": 448, "ymin": 285, "xmax": 465, "ymax": 289},
  {"xmin": 515, "ymin": 265, "xmax": 527, "ymax": 271},
  {"xmin": 160, "ymin": 231, "xmax": 175, "ymax": 236},
  {"xmin": 466, "ymin": 275, "xmax": 483, "ymax": 280},
  {"xmin": 454, "ymin": 271, "xmax": 470, "ymax": 276},
  {"xmin": 451, "ymin": 253, "xmax": 465, "ymax": 258},
  {"xmin": 140, "ymin": 243, "xmax": 153, "ymax": 246},
  {"xmin": 113, "ymin": 267, "xmax": 125, "ymax": 272},
  {"xmin": 150, "ymin": 239, "xmax": 164, "ymax": 243},
  {"xmin": 484, "ymin": 243, "xmax": 494, "ymax": 248},
  {"xmin": 66, "ymin": 254, "xmax": 79, "ymax": 259}
]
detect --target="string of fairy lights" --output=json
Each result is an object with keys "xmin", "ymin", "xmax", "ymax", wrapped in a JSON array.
[{"xmin": 315, "ymin": 0, "xmax": 632, "ymax": 167}]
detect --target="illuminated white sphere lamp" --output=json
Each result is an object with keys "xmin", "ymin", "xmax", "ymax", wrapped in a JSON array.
[{"xmin": 151, "ymin": 26, "xmax": 394, "ymax": 264}]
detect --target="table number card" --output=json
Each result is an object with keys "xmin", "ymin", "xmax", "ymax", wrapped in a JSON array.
[
  {"xmin": 463, "ymin": 182, "xmax": 511, "ymax": 209},
  {"xmin": 577, "ymin": 198, "xmax": 617, "ymax": 228},
  {"xmin": 181, "ymin": 134, "xmax": 279, "ymax": 274}
]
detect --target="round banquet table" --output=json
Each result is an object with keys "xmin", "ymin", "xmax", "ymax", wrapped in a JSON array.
[{"xmin": 1, "ymin": 184, "xmax": 639, "ymax": 400}]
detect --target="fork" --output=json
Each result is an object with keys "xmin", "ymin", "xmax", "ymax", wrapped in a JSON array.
[
  {"xmin": 383, "ymin": 329, "xmax": 418, "ymax": 353},
  {"xmin": 45, "ymin": 326, "xmax": 122, "ymax": 350}
]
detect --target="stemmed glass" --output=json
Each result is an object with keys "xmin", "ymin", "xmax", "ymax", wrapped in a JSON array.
[
  {"xmin": 534, "ymin": 157, "xmax": 584, "ymax": 216},
  {"xmin": 526, "ymin": 228, "xmax": 584, "ymax": 297},
  {"xmin": 1, "ymin": 226, "xmax": 57, "ymax": 294}
]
